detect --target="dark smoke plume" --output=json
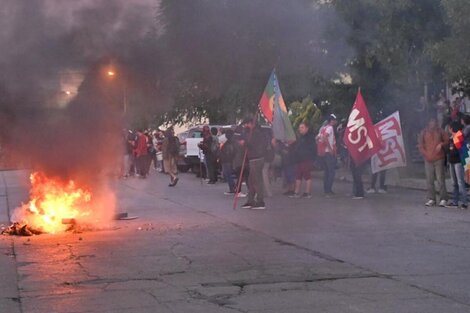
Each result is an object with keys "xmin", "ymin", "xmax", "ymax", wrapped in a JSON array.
[
  {"xmin": 0, "ymin": 0, "xmax": 159, "ymax": 181},
  {"xmin": 0, "ymin": 0, "xmax": 352, "ymax": 180}
]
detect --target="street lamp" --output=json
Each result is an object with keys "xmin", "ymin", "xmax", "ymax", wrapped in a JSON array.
[{"xmin": 105, "ymin": 67, "xmax": 127, "ymax": 115}]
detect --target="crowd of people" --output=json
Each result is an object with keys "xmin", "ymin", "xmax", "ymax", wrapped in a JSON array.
[
  {"xmin": 120, "ymin": 113, "xmax": 392, "ymax": 210},
  {"xmin": 121, "ymin": 92, "xmax": 470, "ymax": 211},
  {"xmin": 411, "ymin": 91, "xmax": 470, "ymax": 209},
  {"xmin": 122, "ymin": 127, "xmax": 180, "ymax": 187},
  {"xmin": 418, "ymin": 114, "xmax": 470, "ymax": 209}
]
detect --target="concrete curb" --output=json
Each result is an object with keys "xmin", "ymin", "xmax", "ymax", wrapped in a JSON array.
[{"xmin": 313, "ymin": 167, "xmax": 453, "ymax": 193}]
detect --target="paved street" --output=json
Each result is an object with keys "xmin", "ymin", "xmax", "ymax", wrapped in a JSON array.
[{"xmin": 2, "ymin": 169, "xmax": 470, "ymax": 312}]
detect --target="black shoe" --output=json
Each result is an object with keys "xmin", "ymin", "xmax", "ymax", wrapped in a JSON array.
[
  {"xmin": 207, "ymin": 181, "xmax": 216, "ymax": 184},
  {"xmin": 251, "ymin": 202, "xmax": 266, "ymax": 210},
  {"xmin": 241, "ymin": 202, "xmax": 253, "ymax": 209},
  {"xmin": 445, "ymin": 202, "xmax": 458, "ymax": 208},
  {"xmin": 169, "ymin": 177, "xmax": 178, "ymax": 187},
  {"xmin": 283, "ymin": 191, "xmax": 295, "ymax": 196}
]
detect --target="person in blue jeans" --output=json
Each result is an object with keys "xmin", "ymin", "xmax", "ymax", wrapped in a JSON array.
[{"xmin": 447, "ymin": 122, "xmax": 467, "ymax": 209}]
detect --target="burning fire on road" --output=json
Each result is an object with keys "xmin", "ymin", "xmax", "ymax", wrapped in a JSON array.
[{"xmin": 3, "ymin": 171, "xmax": 116, "ymax": 236}]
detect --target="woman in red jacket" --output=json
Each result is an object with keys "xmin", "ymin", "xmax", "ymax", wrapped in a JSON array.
[{"xmin": 134, "ymin": 129, "xmax": 149, "ymax": 178}]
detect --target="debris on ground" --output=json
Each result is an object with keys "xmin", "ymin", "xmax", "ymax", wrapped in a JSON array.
[
  {"xmin": 137, "ymin": 223, "xmax": 154, "ymax": 231},
  {"xmin": 1, "ymin": 223, "xmax": 43, "ymax": 236}
]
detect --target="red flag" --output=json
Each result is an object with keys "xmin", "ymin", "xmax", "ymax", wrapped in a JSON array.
[{"xmin": 343, "ymin": 89, "xmax": 381, "ymax": 165}]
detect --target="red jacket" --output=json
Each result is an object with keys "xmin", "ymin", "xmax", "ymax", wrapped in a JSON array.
[{"xmin": 134, "ymin": 133, "xmax": 148, "ymax": 157}]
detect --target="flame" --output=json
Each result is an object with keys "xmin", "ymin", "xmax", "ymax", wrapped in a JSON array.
[{"xmin": 16, "ymin": 172, "xmax": 93, "ymax": 234}]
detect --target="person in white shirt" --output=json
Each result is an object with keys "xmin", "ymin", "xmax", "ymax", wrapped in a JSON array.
[{"xmin": 316, "ymin": 114, "xmax": 338, "ymax": 196}]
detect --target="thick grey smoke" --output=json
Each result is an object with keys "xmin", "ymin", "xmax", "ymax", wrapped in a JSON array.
[
  {"xmin": 155, "ymin": 0, "xmax": 353, "ymax": 122},
  {"xmin": 0, "ymin": 0, "xmax": 159, "ymax": 182},
  {"xmin": 0, "ymin": 0, "xmax": 352, "ymax": 179}
]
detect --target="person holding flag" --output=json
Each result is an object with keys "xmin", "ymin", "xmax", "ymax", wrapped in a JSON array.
[
  {"xmin": 369, "ymin": 110, "xmax": 407, "ymax": 192},
  {"xmin": 235, "ymin": 70, "xmax": 296, "ymax": 210},
  {"xmin": 342, "ymin": 89, "xmax": 382, "ymax": 199},
  {"xmin": 240, "ymin": 117, "xmax": 269, "ymax": 210}
]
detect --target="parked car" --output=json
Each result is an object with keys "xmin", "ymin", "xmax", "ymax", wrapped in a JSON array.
[
  {"xmin": 180, "ymin": 125, "xmax": 235, "ymax": 174},
  {"xmin": 176, "ymin": 130, "xmax": 190, "ymax": 172}
]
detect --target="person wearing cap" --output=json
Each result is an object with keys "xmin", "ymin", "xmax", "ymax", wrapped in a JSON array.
[
  {"xmin": 240, "ymin": 117, "xmax": 269, "ymax": 210},
  {"xmin": 316, "ymin": 114, "xmax": 338, "ymax": 196}
]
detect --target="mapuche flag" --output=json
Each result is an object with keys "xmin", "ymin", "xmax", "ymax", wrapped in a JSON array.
[
  {"xmin": 343, "ymin": 89, "xmax": 381, "ymax": 165},
  {"xmin": 456, "ymin": 131, "xmax": 470, "ymax": 183},
  {"xmin": 259, "ymin": 70, "xmax": 296, "ymax": 142}
]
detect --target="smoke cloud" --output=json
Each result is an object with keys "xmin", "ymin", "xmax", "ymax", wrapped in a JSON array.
[
  {"xmin": 0, "ymin": 0, "xmax": 159, "ymax": 181},
  {"xmin": 0, "ymin": 0, "xmax": 352, "ymax": 180}
]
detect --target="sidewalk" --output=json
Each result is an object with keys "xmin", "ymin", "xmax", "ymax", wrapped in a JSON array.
[
  {"xmin": 0, "ymin": 170, "xmax": 24, "ymax": 313},
  {"xmin": 314, "ymin": 163, "xmax": 454, "ymax": 193}
]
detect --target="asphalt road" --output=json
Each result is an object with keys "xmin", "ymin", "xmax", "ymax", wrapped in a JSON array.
[{"xmin": 1, "ymin": 169, "xmax": 470, "ymax": 313}]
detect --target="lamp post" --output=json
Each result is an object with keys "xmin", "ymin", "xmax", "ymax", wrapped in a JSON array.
[{"xmin": 106, "ymin": 68, "xmax": 127, "ymax": 115}]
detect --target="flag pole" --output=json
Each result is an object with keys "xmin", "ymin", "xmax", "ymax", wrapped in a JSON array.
[{"xmin": 232, "ymin": 112, "xmax": 259, "ymax": 210}]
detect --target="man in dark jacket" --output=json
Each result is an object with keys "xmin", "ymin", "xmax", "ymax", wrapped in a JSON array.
[
  {"xmin": 240, "ymin": 117, "xmax": 269, "ymax": 210},
  {"xmin": 198, "ymin": 126, "xmax": 218, "ymax": 184},
  {"xmin": 290, "ymin": 122, "xmax": 316, "ymax": 198},
  {"xmin": 220, "ymin": 129, "xmax": 245, "ymax": 196},
  {"xmin": 447, "ymin": 121, "xmax": 467, "ymax": 209},
  {"xmin": 162, "ymin": 127, "xmax": 180, "ymax": 187}
]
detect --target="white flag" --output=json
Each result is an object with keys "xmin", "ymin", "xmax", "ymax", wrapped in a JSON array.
[{"xmin": 371, "ymin": 111, "xmax": 407, "ymax": 174}]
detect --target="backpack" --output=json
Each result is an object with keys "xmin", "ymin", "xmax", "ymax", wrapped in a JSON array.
[{"xmin": 316, "ymin": 126, "xmax": 328, "ymax": 157}]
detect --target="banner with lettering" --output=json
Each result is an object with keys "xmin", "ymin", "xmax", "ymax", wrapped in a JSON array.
[
  {"xmin": 371, "ymin": 111, "xmax": 407, "ymax": 174},
  {"xmin": 343, "ymin": 89, "xmax": 382, "ymax": 165}
]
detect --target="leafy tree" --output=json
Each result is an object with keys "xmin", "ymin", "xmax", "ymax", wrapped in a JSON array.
[
  {"xmin": 430, "ymin": 0, "xmax": 470, "ymax": 96},
  {"xmin": 332, "ymin": 0, "xmax": 448, "ymax": 115},
  {"xmin": 289, "ymin": 96, "xmax": 323, "ymax": 131},
  {"xmin": 156, "ymin": 0, "xmax": 349, "ymax": 124}
]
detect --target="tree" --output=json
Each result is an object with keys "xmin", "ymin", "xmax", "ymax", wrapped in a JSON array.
[
  {"xmin": 431, "ymin": 0, "xmax": 470, "ymax": 96},
  {"xmin": 289, "ymin": 96, "xmax": 323, "ymax": 131},
  {"xmin": 156, "ymin": 0, "xmax": 350, "ymax": 124},
  {"xmin": 332, "ymin": 0, "xmax": 448, "ymax": 115}
]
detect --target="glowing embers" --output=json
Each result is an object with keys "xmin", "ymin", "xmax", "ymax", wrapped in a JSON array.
[{"xmin": 14, "ymin": 172, "xmax": 93, "ymax": 234}]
